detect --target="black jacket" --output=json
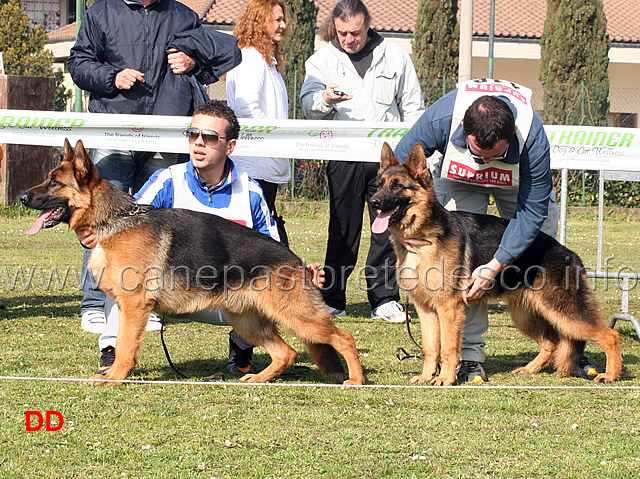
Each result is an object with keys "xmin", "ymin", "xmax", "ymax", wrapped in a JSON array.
[
  {"xmin": 68, "ymin": 0, "xmax": 202, "ymax": 115},
  {"xmin": 153, "ymin": 28, "xmax": 242, "ymax": 116}
]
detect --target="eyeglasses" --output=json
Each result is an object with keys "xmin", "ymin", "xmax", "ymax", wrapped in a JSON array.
[
  {"xmin": 467, "ymin": 143, "xmax": 509, "ymax": 164},
  {"xmin": 184, "ymin": 127, "xmax": 228, "ymax": 146}
]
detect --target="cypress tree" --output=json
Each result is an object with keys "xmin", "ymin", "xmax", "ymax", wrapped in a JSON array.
[
  {"xmin": 412, "ymin": 0, "xmax": 459, "ymax": 107},
  {"xmin": 539, "ymin": 0, "xmax": 610, "ymax": 126},
  {"xmin": 280, "ymin": 0, "xmax": 318, "ymax": 119}
]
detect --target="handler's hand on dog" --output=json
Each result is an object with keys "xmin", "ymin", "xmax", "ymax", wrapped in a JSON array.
[
  {"xmin": 76, "ymin": 228, "xmax": 97, "ymax": 249},
  {"xmin": 167, "ymin": 48, "xmax": 196, "ymax": 75},
  {"xmin": 307, "ymin": 262, "xmax": 325, "ymax": 288},
  {"xmin": 115, "ymin": 68, "xmax": 145, "ymax": 90},
  {"xmin": 466, "ymin": 258, "xmax": 503, "ymax": 300}
]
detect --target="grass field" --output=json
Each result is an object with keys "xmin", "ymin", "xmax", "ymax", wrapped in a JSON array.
[{"xmin": 1, "ymin": 205, "xmax": 639, "ymax": 478}]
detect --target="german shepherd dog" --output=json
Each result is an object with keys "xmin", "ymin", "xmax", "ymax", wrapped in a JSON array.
[
  {"xmin": 370, "ymin": 143, "xmax": 622, "ymax": 386},
  {"xmin": 20, "ymin": 140, "xmax": 364, "ymax": 386}
]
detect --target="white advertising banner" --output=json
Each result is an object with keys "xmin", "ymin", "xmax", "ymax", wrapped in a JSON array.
[{"xmin": 0, "ymin": 109, "xmax": 638, "ymax": 171}]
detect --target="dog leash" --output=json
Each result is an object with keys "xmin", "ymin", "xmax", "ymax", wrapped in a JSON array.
[
  {"xmin": 395, "ymin": 299, "xmax": 425, "ymax": 362},
  {"xmin": 159, "ymin": 316, "xmax": 188, "ymax": 379}
]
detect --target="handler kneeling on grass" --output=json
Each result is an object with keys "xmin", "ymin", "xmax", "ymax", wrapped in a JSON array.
[{"xmin": 77, "ymin": 100, "xmax": 321, "ymax": 377}]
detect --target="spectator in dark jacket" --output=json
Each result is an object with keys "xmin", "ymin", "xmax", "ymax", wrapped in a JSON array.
[{"xmin": 67, "ymin": 0, "xmax": 241, "ymax": 334}]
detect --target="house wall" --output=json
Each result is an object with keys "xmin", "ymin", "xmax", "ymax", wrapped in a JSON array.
[{"xmin": 20, "ymin": 0, "xmax": 63, "ymax": 32}]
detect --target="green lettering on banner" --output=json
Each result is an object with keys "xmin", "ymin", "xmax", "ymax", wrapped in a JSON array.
[
  {"xmin": 39, "ymin": 118, "xmax": 55, "ymax": 127},
  {"xmin": 0, "ymin": 115, "xmax": 15, "ymax": 127},
  {"xmin": 592, "ymin": 131, "xmax": 607, "ymax": 146},
  {"xmin": 606, "ymin": 133, "xmax": 621, "ymax": 147},
  {"xmin": 572, "ymin": 131, "xmax": 588, "ymax": 145},
  {"xmin": 558, "ymin": 130, "xmax": 573, "ymax": 145},
  {"xmin": 17, "ymin": 117, "xmax": 32, "ymax": 127},
  {"xmin": 620, "ymin": 133, "xmax": 635, "ymax": 148},
  {"xmin": 70, "ymin": 119, "xmax": 85, "ymax": 128},
  {"xmin": 393, "ymin": 128, "xmax": 409, "ymax": 138},
  {"xmin": 367, "ymin": 128, "xmax": 410, "ymax": 139},
  {"xmin": 241, "ymin": 125, "xmax": 278, "ymax": 134},
  {"xmin": 54, "ymin": 118, "xmax": 71, "ymax": 128}
]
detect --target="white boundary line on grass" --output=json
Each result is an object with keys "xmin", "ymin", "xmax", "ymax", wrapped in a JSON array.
[{"xmin": 1, "ymin": 375, "xmax": 639, "ymax": 390}]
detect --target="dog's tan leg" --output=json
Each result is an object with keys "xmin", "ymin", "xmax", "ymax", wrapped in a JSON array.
[
  {"xmin": 533, "ymin": 298, "xmax": 622, "ymax": 383},
  {"xmin": 589, "ymin": 326, "xmax": 622, "ymax": 383},
  {"xmin": 240, "ymin": 332, "xmax": 297, "ymax": 383},
  {"xmin": 226, "ymin": 311, "xmax": 297, "ymax": 383},
  {"xmin": 431, "ymin": 300, "xmax": 465, "ymax": 386},
  {"xmin": 320, "ymin": 326, "xmax": 364, "ymax": 385},
  {"xmin": 509, "ymin": 304, "xmax": 558, "ymax": 375},
  {"xmin": 239, "ymin": 283, "xmax": 365, "ymax": 385},
  {"xmin": 90, "ymin": 293, "xmax": 153, "ymax": 386},
  {"xmin": 409, "ymin": 305, "xmax": 440, "ymax": 385}
]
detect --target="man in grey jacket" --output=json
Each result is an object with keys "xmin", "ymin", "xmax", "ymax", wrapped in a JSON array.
[{"xmin": 300, "ymin": 0, "xmax": 424, "ymax": 323}]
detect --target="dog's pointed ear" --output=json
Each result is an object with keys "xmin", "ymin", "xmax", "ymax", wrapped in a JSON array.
[
  {"xmin": 405, "ymin": 143, "xmax": 428, "ymax": 179},
  {"xmin": 72, "ymin": 140, "xmax": 98, "ymax": 186},
  {"xmin": 62, "ymin": 138, "xmax": 74, "ymax": 163},
  {"xmin": 380, "ymin": 142, "xmax": 399, "ymax": 170}
]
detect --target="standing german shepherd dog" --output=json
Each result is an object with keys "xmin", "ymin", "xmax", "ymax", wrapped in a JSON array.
[
  {"xmin": 21, "ymin": 140, "xmax": 364, "ymax": 386},
  {"xmin": 370, "ymin": 143, "xmax": 622, "ymax": 386}
]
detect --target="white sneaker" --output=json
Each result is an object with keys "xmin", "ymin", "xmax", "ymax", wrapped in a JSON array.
[
  {"xmin": 146, "ymin": 312, "xmax": 164, "ymax": 332},
  {"xmin": 327, "ymin": 305, "xmax": 347, "ymax": 317},
  {"xmin": 81, "ymin": 309, "xmax": 106, "ymax": 334},
  {"xmin": 371, "ymin": 301, "xmax": 408, "ymax": 323}
]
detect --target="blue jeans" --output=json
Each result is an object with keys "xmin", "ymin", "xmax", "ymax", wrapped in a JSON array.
[{"xmin": 80, "ymin": 149, "xmax": 181, "ymax": 313}]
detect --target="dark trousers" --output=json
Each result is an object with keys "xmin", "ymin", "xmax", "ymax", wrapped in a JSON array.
[
  {"xmin": 321, "ymin": 160, "xmax": 399, "ymax": 311},
  {"xmin": 256, "ymin": 179, "xmax": 288, "ymax": 248}
]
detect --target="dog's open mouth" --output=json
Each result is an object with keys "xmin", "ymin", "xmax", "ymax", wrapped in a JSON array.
[
  {"xmin": 372, "ymin": 206, "xmax": 401, "ymax": 234},
  {"xmin": 25, "ymin": 206, "xmax": 67, "ymax": 235}
]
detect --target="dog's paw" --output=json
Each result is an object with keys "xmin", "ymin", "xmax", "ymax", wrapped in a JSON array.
[
  {"xmin": 342, "ymin": 379, "xmax": 364, "ymax": 388},
  {"xmin": 238, "ymin": 373, "xmax": 258, "ymax": 382},
  {"xmin": 429, "ymin": 376, "xmax": 455, "ymax": 386},
  {"xmin": 512, "ymin": 366, "xmax": 535, "ymax": 375},
  {"xmin": 594, "ymin": 373, "xmax": 617, "ymax": 384},
  {"xmin": 342, "ymin": 378, "xmax": 364, "ymax": 386},
  {"xmin": 89, "ymin": 374, "xmax": 123, "ymax": 386},
  {"xmin": 409, "ymin": 375, "xmax": 431, "ymax": 384},
  {"xmin": 89, "ymin": 374, "xmax": 109, "ymax": 386}
]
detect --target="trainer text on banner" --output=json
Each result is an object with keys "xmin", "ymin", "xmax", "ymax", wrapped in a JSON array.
[{"xmin": 0, "ymin": 109, "xmax": 638, "ymax": 169}]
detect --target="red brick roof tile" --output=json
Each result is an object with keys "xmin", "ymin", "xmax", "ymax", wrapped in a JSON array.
[{"xmin": 48, "ymin": 0, "xmax": 640, "ymax": 44}]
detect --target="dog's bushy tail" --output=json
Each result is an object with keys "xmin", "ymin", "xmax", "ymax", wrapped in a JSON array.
[
  {"xmin": 306, "ymin": 343, "xmax": 347, "ymax": 384},
  {"xmin": 554, "ymin": 338, "xmax": 589, "ymax": 378}
]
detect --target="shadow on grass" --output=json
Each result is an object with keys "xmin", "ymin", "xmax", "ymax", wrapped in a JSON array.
[
  {"xmin": 142, "ymin": 346, "xmax": 376, "ymax": 384},
  {"xmin": 480, "ymin": 350, "xmax": 638, "ymax": 381},
  {"xmin": 0, "ymin": 294, "xmax": 82, "ymax": 320}
]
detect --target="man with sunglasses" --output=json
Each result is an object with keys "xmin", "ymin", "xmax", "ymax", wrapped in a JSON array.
[
  {"xmin": 79, "ymin": 101, "xmax": 279, "ymax": 376},
  {"xmin": 393, "ymin": 79, "xmax": 602, "ymax": 384},
  {"xmin": 68, "ymin": 0, "xmax": 241, "ymax": 335}
]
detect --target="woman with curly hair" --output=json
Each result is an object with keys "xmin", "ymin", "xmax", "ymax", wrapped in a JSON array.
[{"xmin": 226, "ymin": 0, "xmax": 290, "ymax": 246}]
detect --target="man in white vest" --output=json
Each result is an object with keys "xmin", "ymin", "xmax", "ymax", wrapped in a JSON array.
[{"xmin": 394, "ymin": 79, "xmax": 597, "ymax": 383}]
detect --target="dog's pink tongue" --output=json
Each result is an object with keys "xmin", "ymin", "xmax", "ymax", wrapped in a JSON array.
[
  {"xmin": 25, "ymin": 209, "xmax": 53, "ymax": 235},
  {"xmin": 372, "ymin": 211, "xmax": 392, "ymax": 234}
]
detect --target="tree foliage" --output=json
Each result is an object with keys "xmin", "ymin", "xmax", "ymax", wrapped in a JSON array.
[
  {"xmin": 0, "ymin": 0, "xmax": 54, "ymax": 77},
  {"xmin": 539, "ymin": 0, "xmax": 610, "ymax": 126},
  {"xmin": 412, "ymin": 0, "xmax": 459, "ymax": 106},
  {"xmin": 0, "ymin": 0, "xmax": 70, "ymax": 110},
  {"xmin": 280, "ymin": 0, "xmax": 318, "ymax": 119}
]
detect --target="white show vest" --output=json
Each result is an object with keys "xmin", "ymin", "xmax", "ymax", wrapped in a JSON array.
[
  {"xmin": 169, "ymin": 163, "xmax": 254, "ymax": 229},
  {"xmin": 439, "ymin": 79, "xmax": 534, "ymax": 189}
]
